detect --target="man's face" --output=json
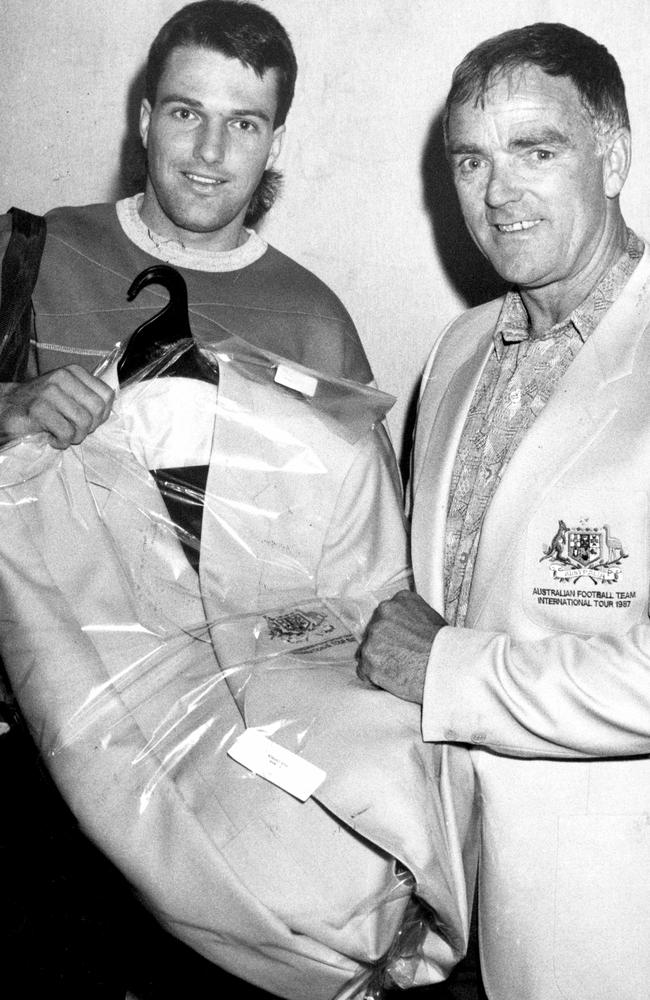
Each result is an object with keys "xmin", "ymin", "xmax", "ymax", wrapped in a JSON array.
[
  {"xmin": 446, "ymin": 66, "xmax": 623, "ymax": 295},
  {"xmin": 140, "ymin": 45, "xmax": 284, "ymax": 251}
]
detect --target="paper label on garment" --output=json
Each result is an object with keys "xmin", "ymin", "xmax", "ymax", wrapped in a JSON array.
[
  {"xmin": 274, "ymin": 364, "xmax": 318, "ymax": 397},
  {"xmin": 228, "ymin": 729, "xmax": 326, "ymax": 801}
]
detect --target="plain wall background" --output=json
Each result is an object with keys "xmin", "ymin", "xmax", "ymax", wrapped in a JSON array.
[{"xmin": 2, "ymin": 0, "xmax": 650, "ymax": 462}]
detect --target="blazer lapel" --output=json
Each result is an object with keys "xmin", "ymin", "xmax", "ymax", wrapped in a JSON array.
[
  {"xmin": 412, "ymin": 331, "xmax": 494, "ymax": 610},
  {"xmin": 467, "ymin": 247, "xmax": 650, "ymax": 625}
]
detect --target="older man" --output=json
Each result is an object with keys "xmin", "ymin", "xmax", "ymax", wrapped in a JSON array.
[{"xmin": 359, "ymin": 22, "xmax": 650, "ymax": 1000}]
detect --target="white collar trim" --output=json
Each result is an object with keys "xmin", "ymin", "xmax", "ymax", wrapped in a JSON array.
[{"xmin": 115, "ymin": 194, "xmax": 267, "ymax": 272}]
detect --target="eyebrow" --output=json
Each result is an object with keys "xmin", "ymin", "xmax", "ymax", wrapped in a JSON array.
[
  {"xmin": 447, "ymin": 142, "xmax": 484, "ymax": 157},
  {"xmin": 158, "ymin": 94, "xmax": 272, "ymax": 123},
  {"xmin": 508, "ymin": 127, "xmax": 573, "ymax": 150},
  {"xmin": 448, "ymin": 126, "xmax": 573, "ymax": 159}
]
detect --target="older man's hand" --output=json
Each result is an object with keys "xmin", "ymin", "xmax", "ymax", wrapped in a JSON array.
[{"xmin": 356, "ymin": 589, "xmax": 447, "ymax": 704}]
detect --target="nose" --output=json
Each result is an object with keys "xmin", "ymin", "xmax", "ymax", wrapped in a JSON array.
[
  {"xmin": 194, "ymin": 120, "xmax": 227, "ymax": 164},
  {"xmin": 485, "ymin": 158, "xmax": 522, "ymax": 208}
]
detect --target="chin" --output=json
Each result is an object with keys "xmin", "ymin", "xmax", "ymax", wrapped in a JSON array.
[
  {"xmin": 158, "ymin": 194, "xmax": 238, "ymax": 234},
  {"xmin": 487, "ymin": 255, "xmax": 548, "ymax": 287},
  {"xmin": 171, "ymin": 211, "xmax": 237, "ymax": 236}
]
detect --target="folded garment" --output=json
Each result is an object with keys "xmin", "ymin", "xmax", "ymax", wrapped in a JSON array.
[{"xmin": 0, "ymin": 345, "xmax": 475, "ymax": 999}]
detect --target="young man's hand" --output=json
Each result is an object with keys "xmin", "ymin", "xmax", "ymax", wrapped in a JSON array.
[{"xmin": 0, "ymin": 366, "xmax": 114, "ymax": 449}]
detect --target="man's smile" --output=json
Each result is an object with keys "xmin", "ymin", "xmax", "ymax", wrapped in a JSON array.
[
  {"xmin": 494, "ymin": 219, "xmax": 542, "ymax": 233},
  {"xmin": 183, "ymin": 172, "xmax": 227, "ymax": 187}
]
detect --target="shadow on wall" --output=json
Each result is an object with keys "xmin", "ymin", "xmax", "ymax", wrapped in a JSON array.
[
  {"xmin": 422, "ymin": 108, "xmax": 509, "ymax": 308},
  {"xmin": 110, "ymin": 65, "xmax": 148, "ymax": 201},
  {"xmin": 398, "ymin": 110, "xmax": 509, "ymax": 485}
]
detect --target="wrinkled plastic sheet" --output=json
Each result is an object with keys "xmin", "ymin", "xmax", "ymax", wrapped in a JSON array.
[{"xmin": 0, "ymin": 339, "xmax": 472, "ymax": 999}]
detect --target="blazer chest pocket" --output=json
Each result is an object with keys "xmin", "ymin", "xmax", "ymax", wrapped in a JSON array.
[{"xmin": 522, "ymin": 488, "xmax": 648, "ymax": 635}]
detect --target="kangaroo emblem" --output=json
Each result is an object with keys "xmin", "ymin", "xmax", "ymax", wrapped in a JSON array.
[{"xmin": 540, "ymin": 519, "xmax": 568, "ymax": 562}]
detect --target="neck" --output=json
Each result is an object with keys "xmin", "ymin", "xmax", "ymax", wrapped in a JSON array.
[
  {"xmin": 138, "ymin": 187, "xmax": 247, "ymax": 253},
  {"xmin": 519, "ymin": 215, "xmax": 629, "ymax": 336}
]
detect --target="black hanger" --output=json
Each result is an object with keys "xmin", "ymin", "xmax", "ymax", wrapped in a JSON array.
[
  {"xmin": 117, "ymin": 264, "xmax": 217, "ymax": 385},
  {"xmin": 116, "ymin": 264, "xmax": 216, "ymax": 572}
]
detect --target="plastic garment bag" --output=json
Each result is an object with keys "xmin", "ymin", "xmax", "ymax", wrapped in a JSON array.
[{"xmin": 0, "ymin": 336, "xmax": 474, "ymax": 999}]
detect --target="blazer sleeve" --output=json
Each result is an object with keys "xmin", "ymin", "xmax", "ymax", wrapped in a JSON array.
[
  {"xmin": 421, "ymin": 622, "xmax": 650, "ymax": 759},
  {"xmin": 317, "ymin": 425, "xmax": 412, "ymax": 615}
]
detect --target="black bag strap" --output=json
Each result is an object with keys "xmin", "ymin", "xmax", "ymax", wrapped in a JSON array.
[
  {"xmin": 0, "ymin": 209, "xmax": 46, "ymax": 718},
  {"xmin": 0, "ymin": 206, "xmax": 47, "ymax": 381}
]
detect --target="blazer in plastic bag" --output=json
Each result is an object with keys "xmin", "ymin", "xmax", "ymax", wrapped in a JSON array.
[{"xmin": 0, "ymin": 339, "xmax": 476, "ymax": 999}]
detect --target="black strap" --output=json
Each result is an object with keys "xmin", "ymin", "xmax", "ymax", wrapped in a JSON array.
[
  {"xmin": 0, "ymin": 206, "xmax": 46, "ymax": 381},
  {"xmin": 0, "ymin": 207, "xmax": 46, "ymax": 714}
]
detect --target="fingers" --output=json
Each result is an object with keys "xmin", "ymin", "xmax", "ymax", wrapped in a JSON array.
[
  {"xmin": 0, "ymin": 366, "xmax": 115, "ymax": 449},
  {"xmin": 364, "ymin": 590, "xmax": 445, "ymax": 644},
  {"xmin": 40, "ymin": 367, "xmax": 114, "ymax": 448},
  {"xmin": 356, "ymin": 590, "xmax": 444, "ymax": 704},
  {"xmin": 357, "ymin": 592, "xmax": 412, "ymax": 682}
]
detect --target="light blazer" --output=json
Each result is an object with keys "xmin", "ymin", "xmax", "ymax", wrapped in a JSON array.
[{"xmin": 411, "ymin": 247, "xmax": 650, "ymax": 1000}]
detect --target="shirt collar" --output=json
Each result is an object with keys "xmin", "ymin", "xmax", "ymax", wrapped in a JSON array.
[
  {"xmin": 115, "ymin": 194, "xmax": 268, "ymax": 272},
  {"xmin": 493, "ymin": 229, "xmax": 645, "ymax": 359}
]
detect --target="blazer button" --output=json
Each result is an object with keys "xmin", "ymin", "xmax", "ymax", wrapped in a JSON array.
[{"xmin": 471, "ymin": 732, "xmax": 486, "ymax": 743}]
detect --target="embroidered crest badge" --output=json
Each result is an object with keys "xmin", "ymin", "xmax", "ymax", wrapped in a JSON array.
[
  {"xmin": 264, "ymin": 609, "xmax": 335, "ymax": 643},
  {"xmin": 540, "ymin": 519, "xmax": 628, "ymax": 584}
]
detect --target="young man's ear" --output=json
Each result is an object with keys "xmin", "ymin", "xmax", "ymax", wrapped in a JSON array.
[
  {"xmin": 265, "ymin": 125, "xmax": 285, "ymax": 171},
  {"xmin": 139, "ymin": 99, "xmax": 153, "ymax": 150}
]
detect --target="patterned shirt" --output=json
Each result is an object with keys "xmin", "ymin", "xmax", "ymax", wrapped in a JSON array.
[{"xmin": 444, "ymin": 230, "xmax": 644, "ymax": 627}]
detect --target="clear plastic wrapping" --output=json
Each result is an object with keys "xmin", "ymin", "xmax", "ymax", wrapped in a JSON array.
[{"xmin": 0, "ymin": 337, "xmax": 473, "ymax": 999}]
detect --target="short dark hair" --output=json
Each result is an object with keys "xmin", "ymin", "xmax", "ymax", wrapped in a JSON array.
[
  {"xmin": 444, "ymin": 23, "xmax": 629, "ymax": 145},
  {"xmin": 145, "ymin": 0, "xmax": 297, "ymax": 127}
]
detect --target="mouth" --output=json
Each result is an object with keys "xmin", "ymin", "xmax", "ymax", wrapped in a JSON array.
[
  {"xmin": 183, "ymin": 172, "xmax": 226, "ymax": 188},
  {"xmin": 494, "ymin": 219, "xmax": 542, "ymax": 234}
]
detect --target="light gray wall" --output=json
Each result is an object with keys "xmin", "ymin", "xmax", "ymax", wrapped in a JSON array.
[{"xmin": 3, "ymin": 0, "xmax": 650, "ymax": 458}]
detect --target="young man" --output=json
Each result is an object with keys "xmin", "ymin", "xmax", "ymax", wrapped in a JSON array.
[
  {"xmin": 0, "ymin": 4, "xmax": 381, "ymax": 999},
  {"xmin": 0, "ymin": 0, "xmax": 371, "ymax": 448},
  {"xmin": 359, "ymin": 23, "xmax": 650, "ymax": 1000}
]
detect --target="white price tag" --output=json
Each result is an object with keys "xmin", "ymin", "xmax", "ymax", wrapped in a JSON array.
[
  {"xmin": 274, "ymin": 364, "xmax": 318, "ymax": 397},
  {"xmin": 227, "ymin": 729, "xmax": 326, "ymax": 801}
]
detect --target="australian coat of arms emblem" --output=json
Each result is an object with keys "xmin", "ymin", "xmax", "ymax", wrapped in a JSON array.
[
  {"xmin": 264, "ymin": 608, "xmax": 335, "ymax": 643},
  {"xmin": 540, "ymin": 519, "xmax": 628, "ymax": 584}
]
